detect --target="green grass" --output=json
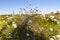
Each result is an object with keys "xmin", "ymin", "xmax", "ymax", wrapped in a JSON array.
[{"xmin": 0, "ymin": 14, "xmax": 60, "ymax": 40}]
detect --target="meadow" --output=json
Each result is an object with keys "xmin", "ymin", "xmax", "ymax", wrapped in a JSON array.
[{"xmin": 0, "ymin": 10, "xmax": 60, "ymax": 40}]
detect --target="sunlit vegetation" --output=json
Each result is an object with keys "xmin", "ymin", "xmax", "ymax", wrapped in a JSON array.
[{"xmin": 0, "ymin": 9, "xmax": 60, "ymax": 40}]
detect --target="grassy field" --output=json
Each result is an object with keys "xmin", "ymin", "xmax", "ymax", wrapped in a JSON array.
[{"xmin": 0, "ymin": 13, "xmax": 60, "ymax": 40}]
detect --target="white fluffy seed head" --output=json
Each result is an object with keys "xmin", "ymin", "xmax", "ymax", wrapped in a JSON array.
[
  {"xmin": 12, "ymin": 21, "xmax": 16, "ymax": 23},
  {"xmin": 57, "ymin": 21, "xmax": 60, "ymax": 24},
  {"xmin": 12, "ymin": 24, "xmax": 17, "ymax": 28},
  {"xmin": 56, "ymin": 35, "xmax": 60, "ymax": 40},
  {"xmin": 56, "ymin": 35, "xmax": 60, "ymax": 37},
  {"xmin": 50, "ymin": 16, "xmax": 55, "ymax": 19},
  {"xmin": 50, "ymin": 28, "xmax": 53, "ymax": 31},
  {"xmin": 28, "ymin": 20, "xmax": 32, "ymax": 24},
  {"xmin": 49, "ymin": 38, "xmax": 54, "ymax": 40},
  {"xmin": 53, "ymin": 19, "xmax": 58, "ymax": 22},
  {"xmin": 53, "ymin": 36, "xmax": 56, "ymax": 39},
  {"xmin": 26, "ymin": 33, "xmax": 29, "ymax": 36}
]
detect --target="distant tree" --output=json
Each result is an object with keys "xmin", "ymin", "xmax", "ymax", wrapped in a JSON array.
[
  {"xmin": 56, "ymin": 11, "xmax": 59, "ymax": 13},
  {"xmin": 12, "ymin": 11, "xmax": 15, "ymax": 16},
  {"xmin": 13, "ymin": 11, "xmax": 15, "ymax": 14},
  {"xmin": 51, "ymin": 12, "xmax": 54, "ymax": 15},
  {"xmin": 55, "ymin": 11, "xmax": 60, "ymax": 15}
]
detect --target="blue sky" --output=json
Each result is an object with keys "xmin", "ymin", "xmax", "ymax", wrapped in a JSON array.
[{"xmin": 0, "ymin": 0, "xmax": 60, "ymax": 14}]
